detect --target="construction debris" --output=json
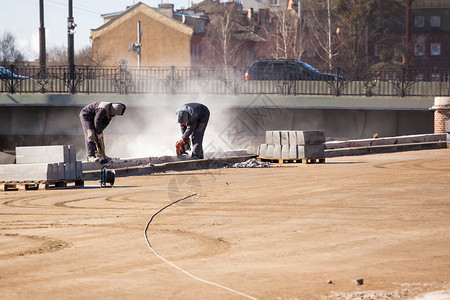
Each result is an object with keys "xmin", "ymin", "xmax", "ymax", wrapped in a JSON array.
[{"xmin": 225, "ymin": 158, "xmax": 270, "ymax": 168}]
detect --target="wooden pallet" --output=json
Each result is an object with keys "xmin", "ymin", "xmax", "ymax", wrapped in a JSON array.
[
  {"xmin": 257, "ymin": 157, "xmax": 325, "ymax": 164},
  {"xmin": 1, "ymin": 179, "xmax": 84, "ymax": 191}
]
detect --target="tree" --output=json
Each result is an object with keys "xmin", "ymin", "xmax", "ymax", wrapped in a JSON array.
[
  {"xmin": 262, "ymin": 6, "xmax": 313, "ymax": 61},
  {"xmin": 75, "ymin": 46, "xmax": 94, "ymax": 66},
  {"xmin": 204, "ymin": 2, "xmax": 251, "ymax": 70},
  {"xmin": 334, "ymin": 0, "xmax": 404, "ymax": 68},
  {"xmin": 90, "ymin": 43, "xmax": 111, "ymax": 66},
  {"xmin": 46, "ymin": 45, "xmax": 67, "ymax": 66},
  {"xmin": 0, "ymin": 32, "xmax": 25, "ymax": 66},
  {"xmin": 301, "ymin": 0, "xmax": 338, "ymax": 69},
  {"xmin": 47, "ymin": 45, "xmax": 98, "ymax": 66},
  {"xmin": 206, "ymin": 3, "xmax": 238, "ymax": 68},
  {"xmin": 267, "ymin": 10, "xmax": 299, "ymax": 59}
]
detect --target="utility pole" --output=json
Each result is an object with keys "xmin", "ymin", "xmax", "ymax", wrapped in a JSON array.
[
  {"xmin": 68, "ymin": 0, "xmax": 76, "ymax": 81},
  {"xmin": 128, "ymin": 21, "xmax": 142, "ymax": 69},
  {"xmin": 327, "ymin": 0, "xmax": 332, "ymax": 69},
  {"xmin": 39, "ymin": 0, "xmax": 46, "ymax": 76},
  {"xmin": 298, "ymin": 0, "xmax": 302, "ymax": 60}
]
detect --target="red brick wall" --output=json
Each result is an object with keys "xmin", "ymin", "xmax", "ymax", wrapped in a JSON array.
[{"xmin": 434, "ymin": 108, "xmax": 450, "ymax": 133}]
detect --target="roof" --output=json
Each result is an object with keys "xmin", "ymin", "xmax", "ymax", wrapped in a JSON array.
[
  {"xmin": 100, "ymin": 10, "xmax": 126, "ymax": 19},
  {"xmin": 91, "ymin": 2, "xmax": 193, "ymax": 37},
  {"xmin": 175, "ymin": 12, "xmax": 208, "ymax": 20},
  {"xmin": 232, "ymin": 22, "xmax": 265, "ymax": 42}
]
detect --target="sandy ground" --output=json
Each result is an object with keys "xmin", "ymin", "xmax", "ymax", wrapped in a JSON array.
[{"xmin": 1, "ymin": 149, "xmax": 449, "ymax": 300}]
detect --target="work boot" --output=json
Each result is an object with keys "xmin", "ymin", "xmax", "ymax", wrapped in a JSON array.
[
  {"xmin": 87, "ymin": 156, "xmax": 99, "ymax": 162},
  {"xmin": 100, "ymin": 157, "xmax": 111, "ymax": 164}
]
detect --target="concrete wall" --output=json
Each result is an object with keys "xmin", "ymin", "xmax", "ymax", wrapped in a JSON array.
[{"xmin": 0, "ymin": 94, "xmax": 434, "ymax": 159}]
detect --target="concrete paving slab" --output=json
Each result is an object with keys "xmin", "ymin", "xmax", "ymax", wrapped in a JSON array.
[
  {"xmin": 298, "ymin": 144, "xmax": 325, "ymax": 159},
  {"xmin": 280, "ymin": 131, "xmax": 289, "ymax": 145},
  {"xmin": 16, "ymin": 145, "xmax": 70, "ymax": 164},
  {"xmin": 82, "ymin": 155, "xmax": 257, "ymax": 180},
  {"xmin": 266, "ymin": 145, "xmax": 274, "ymax": 158},
  {"xmin": 273, "ymin": 145, "xmax": 282, "ymax": 159},
  {"xmin": 288, "ymin": 145, "xmax": 297, "ymax": 159},
  {"xmin": 325, "ymin": 141, "xmax": 447, "ymax": 157},
  {"xmin": 265, "ymin": 131, "xmax": 273, "ymax": 145},
  {"xmin": 56, "ymin": 163, "xmax": 65, "ymax": 180},
  {"xmin": 76, "ymin": 161, "xmax": 83, "ymax": 179},
  {"xmin": 0, "ymin": 163, "xmax": 57, "ymax": 181},
  {"xmin": 281, "ymin": 145, "xmax": 290, "ymax": 159},
  {"xmin": 68, "ymin": 145, "xmax": 76, "ymax": 162},
  {"xmin": 0, "ymin": 151, "xmax": 15, "ymax": 164},
  {"xmin": 259, "ymin": 144, "xmax": 268, "ymax": 158},
  {"xmin": 296, "ymin": 130, "xmax": 326, "ymax": 145},
  {"xmin": 64, "ymin": 162, "xmax": 76, "ymax": 180},
  {"xmin": 325, "ymin": 133, "xmax": 447, "ymax": 149},
  {"xmin": 288, "ymin": 131, "xmax": 297, "ymax": 146},
  {"xmin": 272, "ymin": 131, "xmax": 281, "ymax": 145},
  {"xmin": 81, "ymin": 150, "xmax": 250, "ymax": 172}
]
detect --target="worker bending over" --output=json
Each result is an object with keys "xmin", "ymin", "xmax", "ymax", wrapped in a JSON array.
[
  {"xmin": 176, "ymin": 103, "xmax": 210, "ymax": 159},
  {"xmin": 79, "ymin": 101, "xmax": 126, "ymax": 162}
]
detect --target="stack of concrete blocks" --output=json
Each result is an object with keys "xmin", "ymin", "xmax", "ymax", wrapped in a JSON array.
[
  {"xmin": 0, "ymin": 145, "xmax": 82, "ymax": 182},
  {"xmin": 258, "ymin": 130, "xmax": 325, "ymax": 160}
]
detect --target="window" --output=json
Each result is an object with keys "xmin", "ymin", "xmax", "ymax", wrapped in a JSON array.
[
  {"xmin": 253, "ymin": 62, "xmax": 269, "ymax": 71},
  {"xmin": 198, "ymin": 20, "xmax": 204, "ymax": 33},
  {"xmin": 431, "ymin": 73, "xmax": 441, "ymax": 81},
  {"xmin": 431, "ymin": 43, "xmax": 441, "ymax": 55},
  {"xmin": 375, "ymin": 45, "xmax": 382, "ymax": 57},
  {"xmin": 415, "ymin": 44, "xmax": 425, "ymax": 56},
  {"xmin": 270, "ymin": 0, "xmax": 279, "ymax": 6},
  {"xmin": 430, "ymin": 16, "xmax": 441, "ymax": 27},
  {"xmin": 415, "ymin": 16, "xmax": 424, "ymax": 27},
  {"xmin": 191, "ymin": 44, "xmax": 199, "ymax": 60}
]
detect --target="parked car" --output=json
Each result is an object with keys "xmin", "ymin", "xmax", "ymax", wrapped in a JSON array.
[
  {"xmin": 0, "ymin": 66, "xmax": 28, "ymax": 79},
  {"xmin": 244, "ymin": 59, "xmax": 344, "ymax": 81}
]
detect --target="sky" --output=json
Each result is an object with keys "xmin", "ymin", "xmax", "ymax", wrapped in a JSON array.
[{"xmin": 1, "ymin": 0, "xmax": 200, "ymax": 61}]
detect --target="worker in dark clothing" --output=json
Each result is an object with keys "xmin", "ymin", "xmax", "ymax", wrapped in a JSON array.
[
  {"xmin": 79, "ymin": 101, "xmax": 126, "ymax": 162},
  {"xmin": 176, "ymin": 103, "xmax": 210, "ymax": 159}
]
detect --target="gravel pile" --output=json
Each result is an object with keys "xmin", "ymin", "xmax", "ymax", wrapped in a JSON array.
[
  {"xmin": 325, "ymin": 281, "xmax": 450, "ymax": 300},
  {"xmin": 225, "ymin": 158, "xmax": 271, "ymax": 168},
  {"xmin": 326, "ymin": 289, "xmax": 413, "ymax": 299}
]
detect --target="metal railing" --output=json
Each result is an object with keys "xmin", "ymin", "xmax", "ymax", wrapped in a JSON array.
[{"xmin": 1, "ymin": 63, "xmax": 449, "ymax": 97}]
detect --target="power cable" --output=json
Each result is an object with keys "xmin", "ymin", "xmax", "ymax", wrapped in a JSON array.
[{"xmin": 144, "ymin": 189, "xmax": 258, "ymax": 300}]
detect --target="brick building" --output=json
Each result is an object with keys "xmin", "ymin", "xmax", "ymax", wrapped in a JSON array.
[
  {"xmin": 90, "ymin": 2, "xmax": 205, "ymax": 67},
  {"xmin": 409, "ymin": 0, "xmax": 450, "ymax": 69},
  {"xmin": 90, "ymin": 1, "xmax": 264, "ymax": 68}
]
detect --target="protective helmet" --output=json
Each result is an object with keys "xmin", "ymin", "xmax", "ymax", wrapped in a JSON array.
[
  {"xmin": 110, "ymin": 103, "xmax": 126, "ymax": 116},
  {"xmin": 177, "ymin": 110, "xmax": 188, "ymax": 124}
]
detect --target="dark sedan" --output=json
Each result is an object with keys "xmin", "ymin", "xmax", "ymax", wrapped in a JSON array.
[{"xmin": 244, "ymin": 59, "xmax": 344, "ymax": 81}]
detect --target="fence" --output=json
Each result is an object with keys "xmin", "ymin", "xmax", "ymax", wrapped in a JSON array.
[{"xmin": 1, "ymin": 63, "xmax": 449, "ymax": 97}]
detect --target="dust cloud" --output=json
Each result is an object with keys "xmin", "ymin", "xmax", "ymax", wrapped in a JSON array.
[{"xmin": 104, "ymin": 97, "xmax": 244, "ymax": 159}]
